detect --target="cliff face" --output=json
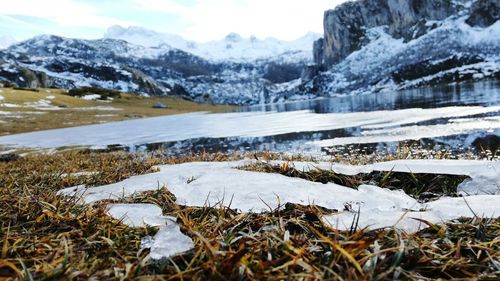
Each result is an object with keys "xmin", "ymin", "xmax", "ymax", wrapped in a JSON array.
[
  {"xmin": 466, "ymin": 0, "xmax": 500, "ymax": 27},
  {"xmin": 302, "ymin": 0, "xmax": 500, "ymax": 98},
  {"xmin": 316, "ymin": 0, "xmax": 472, "ymax": 67}
]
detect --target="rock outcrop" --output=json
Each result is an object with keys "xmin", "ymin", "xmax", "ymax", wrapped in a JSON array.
[
  {"xmin": 306, "ymin": 0, "xmax": 500, "ymax": 97},
  {"xmin": 466, "ymin": 0, "xmax": 500, "ymax": 27},
  {"xmin": 315, "ymin": 0, "xmax": 473, "ymax": 67}
]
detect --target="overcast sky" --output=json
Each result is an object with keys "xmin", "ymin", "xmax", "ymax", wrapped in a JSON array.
[{"xmin": 0, "ymin": 0, "xmax": 347, "ymax": 42}]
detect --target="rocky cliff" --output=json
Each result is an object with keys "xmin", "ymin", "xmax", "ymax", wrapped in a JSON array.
[
  {"xmin": 307, "ymin": 0, "xmax": 500, "ymax": 96},
  {"xmin": 315, "ymin": 0, "xmax": 475, "ymax": 66}
]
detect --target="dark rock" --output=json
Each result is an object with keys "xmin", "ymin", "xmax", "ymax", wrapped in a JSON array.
[
  {"xmin": 472, "ymin": 135, "xmax": 500, "ymax": 152},
  {"xmin": 301, "ymin": 64, "xmax": 324, "ymax": 82},
  {"xmin": 152, "ymin": 102, "xmax": 168, "ymax": 109},
  {"xmin": 68, "ymin": 87, "xmax": 121, "ymax": 99},
  {"xmin": 313, "ymin": 38, "xmax": 324, "ymax": 65},
  {"xmin": 0, "ymin": 153, "xmax": 20, "ymax": 162},
  {"xmin": 263, "ymin": 62, "xmax": 303, "ymax": 83},
  {"xmin": 466, "ymin": 0, "xmax": 500, "ymax": 27},
  {"xmin": 392, "ymin": 55, "xmax": 484, "ymax": 83}
]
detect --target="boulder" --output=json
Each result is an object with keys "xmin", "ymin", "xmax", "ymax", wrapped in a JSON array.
[
  {"xmin": 466, "ymin": 0, "xmax": 500, "ymax": 27},
  {"xmin": 152, "ymin": 102, "xmax": 168, "ymax": 109}
]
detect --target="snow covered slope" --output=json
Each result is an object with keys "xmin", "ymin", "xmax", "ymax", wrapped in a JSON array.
[
  {"xmin": 105, "ymin": 25, "xmax": 320, "ymax": 62},
  {"xmin": 0, "ymin": 34, "xmax": 307, "ymax": 104},
  {"xmin": 0, "ymin": 36, "xmax": 16, "ymax": 50}
]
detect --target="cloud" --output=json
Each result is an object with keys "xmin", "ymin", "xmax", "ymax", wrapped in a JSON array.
[
  {"xmin": 1, "ymin": 0, "xmax": 133, "ymax": 29},
  {"xmin": 134, "ymin": 0, "xmax": 346, "ymax": 41},
  {"xmin": 0, "ymin": 0, "xmax": 347, "ymax": 41}
]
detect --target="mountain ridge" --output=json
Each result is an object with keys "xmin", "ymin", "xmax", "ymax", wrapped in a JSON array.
[
  {"xmin": 0, "ymin": 0, "xmax": 498, "ymax": 105},
  {"xmin": 104, "ymin": 25, "xmax": 320, "ymax": 62}
]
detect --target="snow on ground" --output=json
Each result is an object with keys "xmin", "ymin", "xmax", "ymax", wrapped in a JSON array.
[
  {"xmin": 72, "ymin": 106, "xmax": 121, "ymax": 111},
  {"xmin": 0, "ymin": 95, "xmax": 4, "ymax": 100},
  {"xmin": 81, "ymin": 94, "xmax": 101, "ymax": 101},
  {"xmin": 23, "ymin": 99, "xmax": 63, "ymax": 111},
  {"xmin": 0, "ymin": 110, "xmax": 47, "ymax": 120},
  {"xmin": 59, "ymin": 159, "xmax": 500, "ymax": 237},
  {"xmin": 0, "ymin": 103, "xmax": 20, "ymax": 108},
  {"xmin": 95, "ymin": 114, "xmax": 118, "ymax": 118},
  {"xmin": 0, "ymin": 105, "xmax": 498, "ymax": 149},
  {"xmin": 107, "ymin": 203, "xmax": 194, "ymax": 259}
]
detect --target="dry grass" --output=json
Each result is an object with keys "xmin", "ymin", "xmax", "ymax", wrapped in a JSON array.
[
  {"xmin": 0, "ymin": 151, "xmax": 499, "ymax": 280},
  {"xmin": 239, "ymin": 162, "xmax": 469, "ymax": 202},
  {"xmin": 0, "ymin": 88, "xmax": 235, "ymax": 135}
]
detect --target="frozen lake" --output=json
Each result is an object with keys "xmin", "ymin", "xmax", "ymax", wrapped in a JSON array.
[{"xmin": 0, "ymin": 81, "xmax": 499, "ymax": 154}]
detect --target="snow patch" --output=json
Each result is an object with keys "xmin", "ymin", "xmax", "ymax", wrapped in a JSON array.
[
  {"xmin": 59, "ymin": 160, "xmax": 500, "ymax": 233},
  {"xmin": 81, "ymin": 94, "xmax": 101, "ymax": 100}
]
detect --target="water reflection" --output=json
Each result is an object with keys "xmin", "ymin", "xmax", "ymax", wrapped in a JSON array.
[{"xmin": 243, "ymin": 81, "xmax": 500, "ymax": 113}]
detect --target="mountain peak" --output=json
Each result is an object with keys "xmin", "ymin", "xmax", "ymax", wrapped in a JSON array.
[
  {"xmin": 224, "ymin": 33, "xmax": 242, "ymax": 42},
  {"xmin": 0, "ymin": 35, "xmax": 17, "ymax": 49},
  {"xmin": 104, "ymin": 25, "xmax": 317, "ymax": 62}
]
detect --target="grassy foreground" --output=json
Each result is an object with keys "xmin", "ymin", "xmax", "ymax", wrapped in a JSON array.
[
  {"xmin": 0, "ymin": 150, "xmax": 498, "ymax": 280},
  {"xmin": 0, "ymin": 87, "xmax": 234, "ymax": 135}
]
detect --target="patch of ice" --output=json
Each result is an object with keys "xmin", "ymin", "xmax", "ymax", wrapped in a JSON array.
[
  {"xmin": 59, "ymin": 160, "xmax": 500, "ymax": 233},
  {"xmin": 107, "ymin": 203, "xmax": 194, "ymax": 259},
  {"xmin": 46, "ymin": 95, "xmax": 56, "ymax": 99},
  {"xmin": 107, "ymin": 203, "xmax": 173, "ymax": 227},
  {"xmin": 0, "ymin": 105, "xmax": 497, "ymax": 149},
  {"xmin": 145, "ymin": 223, "xmax": 195, "ymax": 260}
]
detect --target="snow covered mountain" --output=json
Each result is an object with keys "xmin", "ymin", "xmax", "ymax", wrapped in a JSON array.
[
  {"xmin": 0, "ymin": 34, "xmax": 309, "ymax": 104},
  {"xmin": 105, "ymin": 25, "xmax": 320, "ymax": 62},
  {"xmin": 0, "ymin": 0, "xmax": 498, "ymax": 105},
  {"xmin": 304, "ymin": 0, "xmax": 500, "ymax": 96},
  {"xmin": 0, "ymin": 36, "xmax": 16, "ymax": 50}
]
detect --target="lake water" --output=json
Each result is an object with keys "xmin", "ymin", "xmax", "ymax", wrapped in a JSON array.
[{"xmin": 0, "ymin": 81, "xmax": 499, "ymax": 156}]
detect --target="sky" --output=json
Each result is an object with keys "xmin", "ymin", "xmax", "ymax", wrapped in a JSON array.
[{"xmin": 0, "ymin": 0, "xmax": 346, "ymax": 42}]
